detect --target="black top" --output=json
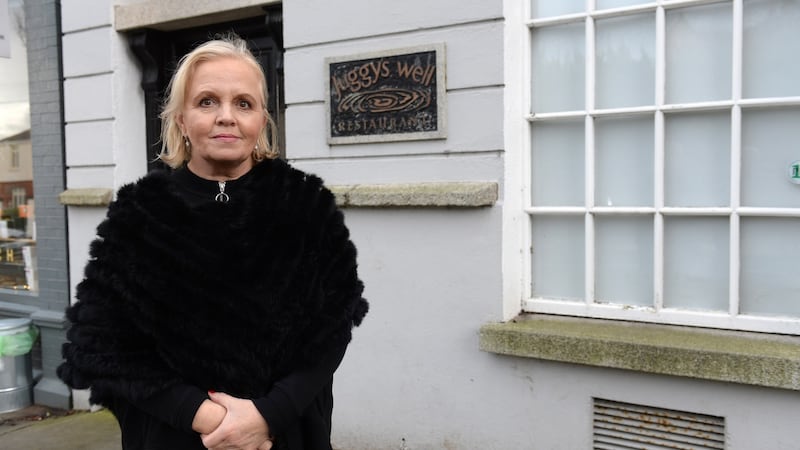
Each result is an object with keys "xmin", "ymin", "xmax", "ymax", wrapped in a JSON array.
[{"xmin": 107, "ymin": 165, "xmax": 349, "ymax": 450}]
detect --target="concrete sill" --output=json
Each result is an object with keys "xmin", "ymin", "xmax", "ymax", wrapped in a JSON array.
[
  {"xmin": 59, "ymin": 188, "xmax": 114, "ymax": 207},
  {"xmin": 479, "ymin": 314, "xmax": 800, "ymax": 391},
  {"xmin": 329, "ymin": 181, "xmax": 498, "ymax": 208}
]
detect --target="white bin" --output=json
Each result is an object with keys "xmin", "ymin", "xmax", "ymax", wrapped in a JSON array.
[{"xmin": 0, "ymin": 318, "xmax": 35, "ymax": 413}]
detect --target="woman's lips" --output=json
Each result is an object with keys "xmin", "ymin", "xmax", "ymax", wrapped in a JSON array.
[{"xmin": 212, "ymin": 134, "xmax": 239, "ymax": 143}]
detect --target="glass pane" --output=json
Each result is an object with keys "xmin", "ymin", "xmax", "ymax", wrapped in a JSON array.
[
  {"xmin": 531, "ymin": 0, "xmax": 584, "ymax": 18},
  {"xmin": 531, "ymin": 121, "xmax": 585, "ymax": 206},
  {"xmin": 597, "ymin": 0, "xmax": 651, "ymax": 9},
  {"xmin": 595, "ymin": 116, "xmax": 653, "ymax": 207},
  {"xmin": 596, "ymin": 13, "xmax": 655, "ymax": 109},
  {"xmin": 740, "ymin": 218, "xmax": 800, "ymax": 317},
  {"xmin": 743, "ymin": 0, "xmax": 800, "ymax": 98},
  {"xmin": 0, "ymin": 0, "xmax": 36, "ymax": 292},
  {"xmin": 664, "ymin": 112, "xmax": 730, "ymax": 207},
  {"xmin": 666, "ymin": 3, "xmax": 732, "ymax": 104},
  {"xmin": 532, "ymin": 24, "xmax": 585, "ymax": 113},
  {"xmin": 531, "ymin": 216, "xmax": 584, "ymax": 301},
  {"xmin": 741, "ymin": 108, "xmax": 800, "ymax": 208},
  {"xmin": 663, "ymin": 217, "xmax": 729, "ymax": 311},
  {"xmin": 595, "ymin": 216, "xmax": 653, "ymax": 306}
]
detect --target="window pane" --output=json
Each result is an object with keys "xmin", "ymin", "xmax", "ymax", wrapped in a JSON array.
[
  {"xmin": 664, "ymin": 112, "xmax": 730, "ymax": 207},
  {"xmin": 741, "ymin": 108, "xmax": 800, "ymax": 208},
  {"xmin": 597, "ymin": 0, "xmax": 651, "ymax": 10},
  {"xmin": 595, "ymin": 116, "xmax": 653, "ymax": 207},
  {"xmin": 666, "ymin": 3, "xmax": 732, "ymax": 104},
  {"xmin": 743, "ymin": 0, "xmax": 800, "ymax": 98},
  {"xmin": 596, "ymin": 13, "xmax": 655, "ymax": 109},
  {"xmin": 531, "ymin": 0, "xmax": 584, "ymax": 18},
  {"xmin": 531, "ymin": 120, "xmax": 585, "ymax": 206},
  {"xmin": 595, "ymin": 216, "xmax": 653, "ymax": 306},
  {"xmin": 663, "ymin": 217, "xmax": 729, "ymax": 312},
  {"xmin": 0, "ymin": 0, "xmax": 36, "ymax": 292},
  {"xmin": 531, "ymin": 24, "xmax": 585, "ymax": 113},
  {"xmin": 740, "ymin": 218, "xmax": 800, "ymax": 317},
  {"xmin": 531, "ymin": 216, "xmax": 584, "ymax": 301}
]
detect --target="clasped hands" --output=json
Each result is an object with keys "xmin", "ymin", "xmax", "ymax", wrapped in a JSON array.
[{"xmin": 193, "ymin": 391, "xmax": 273, "ymax": 450}]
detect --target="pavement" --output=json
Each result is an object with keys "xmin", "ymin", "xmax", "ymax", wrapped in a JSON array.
[{"xmin": 0, "ymin": 404, "xmax": 121, "ymax": 450}]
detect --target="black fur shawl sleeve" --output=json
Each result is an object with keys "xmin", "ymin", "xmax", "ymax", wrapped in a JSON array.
[{"xmin": 57, "ymin": 159, "xmax": 368, "ymax": 406}]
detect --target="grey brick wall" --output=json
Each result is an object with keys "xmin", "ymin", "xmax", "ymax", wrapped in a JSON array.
[{"xmin": 0, "ymin": 0, "xmax": 72, "ymax": 409}]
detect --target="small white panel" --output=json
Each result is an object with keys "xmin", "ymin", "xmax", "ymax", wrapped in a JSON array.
[
  {"xmin": 64, "ymin": 74, "xmax": 113, "ymax": 122},
  {"xmin": 66, "ymin": 166, "xmax": 115, "ymax": 190},
  {"xmin": 283, "ymin": 0, "xmax": 501, "ymax": 48},
  {"xmin": 62, "ymin": 27, "xmax": 113, "ymax": 77},
  {"xmin": 65, "ymin": 121, "xmax": 114, "ymax": 167},
  {"xmin": 291, "ymin": 152, "xmax": 503, "ymax": 187},
  {"xmin": 61, "ymin": 0, "xmax": 112, "ymax": 33}
]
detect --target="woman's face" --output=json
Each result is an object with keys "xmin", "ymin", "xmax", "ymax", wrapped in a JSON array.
[{"xmin": 178, "ymin": 57, "xmax": 267, "ymax": 179}]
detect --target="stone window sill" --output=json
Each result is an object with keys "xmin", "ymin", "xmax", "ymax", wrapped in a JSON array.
[
  {"xmin": 59, "ymin": 188, "xmax": 114, "ymax": 206},
  {"xmin": 479, "ymin": 314, "xmax": 800, "ymax": 391}
]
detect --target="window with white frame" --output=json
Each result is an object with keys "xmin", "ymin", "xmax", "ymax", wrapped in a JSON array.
[
  {"xmin": 523, "ymin": 0, "xmax": 800, "ymax": 334},
  {"xmin": 10, "ymin": 145, "xmax": 20, "ymax": 169},
  {"xmin": 11, "ymin": 188, "xmax": 26, "ymax": 208}
]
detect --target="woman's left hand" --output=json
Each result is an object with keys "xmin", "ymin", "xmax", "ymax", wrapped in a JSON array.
[{"xmin": 201, "ymin": 391, "xmax": 272, "ymax": 450}]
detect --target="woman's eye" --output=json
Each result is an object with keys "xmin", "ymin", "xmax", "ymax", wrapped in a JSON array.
[
  {"xmin": 199, "ymin": 98, "xmax": 215, "ymax": 107},
  {"xmin": 238, "ymin": 100, "xmax": 252, "ymax": 109}
]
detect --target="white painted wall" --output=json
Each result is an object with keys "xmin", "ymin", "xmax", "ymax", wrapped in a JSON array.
[
  {"xmin": 284, "ymin": 1, "xmax": 800, "ymax": 449},
  {"xmin": 282, "ymin": 1, "xmax": 509, "ymax": 448},
  {"xmin": 525, "ymin": 361, "xmax": 800, "ymax": 450},
  {"xmin": 61, "ymin": 0, "xmax": 147, "ymax": 410}
]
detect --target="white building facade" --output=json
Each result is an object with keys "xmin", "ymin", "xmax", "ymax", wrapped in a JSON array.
[{"xmin": 24, "ymin": 0, "xmax": 800, "ymax": 448}]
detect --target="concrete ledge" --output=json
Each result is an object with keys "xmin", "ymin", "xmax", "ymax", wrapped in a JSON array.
[
  {"xmin": 58, "ymin": 189, "xmax": 113, "ymax": 207},
  {"xmin": 479, "ymin": 314, "xmax": 800, "ymax": 391},
  {"xmin": 329, "ymin": 181, "xmax": 498, "ymax": 208},
  {"xmin": 114, "ymin": 0, "xmax": 279, "ymax": 32},
  {"xmin": 0, "ymin": 301, "xmax": 39, "ymax": 318}
]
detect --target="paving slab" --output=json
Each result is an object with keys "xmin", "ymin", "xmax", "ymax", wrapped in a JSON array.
[{"xmin": 0, "ymin": 405, "xmax": 121, "ymax": 450}]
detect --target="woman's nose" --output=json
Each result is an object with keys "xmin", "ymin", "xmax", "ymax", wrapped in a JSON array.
[{"xmin": 216, "ymin": 104, "xmax": 235, "ymax": 125}]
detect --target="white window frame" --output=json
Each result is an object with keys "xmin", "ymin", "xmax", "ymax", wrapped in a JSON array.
[
  {"xmin": 11, "ymin": 187, "xmax": 26, "ymax": 208},
  {"xmin": 503, "ymin": 0, "xmax": 800, "ymax": 335},
  {"xmin": 10, "ymin": 145, "xmax": 20, "ymax": 170}
]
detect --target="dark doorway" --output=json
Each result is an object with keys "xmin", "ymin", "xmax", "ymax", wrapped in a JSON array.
[{"xmin": 127, "ymin": 7, "xmax": 285, "ymax": 171}]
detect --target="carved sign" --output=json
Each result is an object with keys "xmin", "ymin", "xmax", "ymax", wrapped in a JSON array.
[{"xmin": 326, "ymin": 44, "xmax": 447, "ymax": 145}]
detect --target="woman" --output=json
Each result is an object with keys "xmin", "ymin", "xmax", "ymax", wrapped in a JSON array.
[{"xmin": 57, "ymin": 35, "xmax": 368, "ymax": 450}]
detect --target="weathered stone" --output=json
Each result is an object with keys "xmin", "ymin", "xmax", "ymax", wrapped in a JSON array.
[
  {"xmin": 329, "ymin": 181, "xmax": 497, "ymax": 208},
  {"xmin": 480, "ymin": 314, "xmax": 800, "ymax": 391},
  {"xmin": 58, "ymin": 188, "xmax": 114, "ymax": 206}
]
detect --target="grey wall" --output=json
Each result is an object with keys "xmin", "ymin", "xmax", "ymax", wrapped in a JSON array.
[{"xmin": 22, "ymin": 0, "xmax": 71, "ymax": 409}]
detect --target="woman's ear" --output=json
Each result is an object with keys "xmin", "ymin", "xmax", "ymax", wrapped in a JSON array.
[{"xmin": 176, "ymin": 113, "xmax": 186, "ymax": 134}]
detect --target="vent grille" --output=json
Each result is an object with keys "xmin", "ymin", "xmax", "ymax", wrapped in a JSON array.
[{"xmin": 593, "ymin": 398, "xmax": 725, "ymax": 450}]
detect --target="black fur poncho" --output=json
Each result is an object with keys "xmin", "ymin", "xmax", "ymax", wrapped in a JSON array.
[{"xmin": 58, "ymin": 158, "xmax": 368, "ymax": 407}]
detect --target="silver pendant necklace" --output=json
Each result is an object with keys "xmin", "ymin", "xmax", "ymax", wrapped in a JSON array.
[{"xmin": 215, "ymin": 181, "xmax": 230, "ymax": 203}]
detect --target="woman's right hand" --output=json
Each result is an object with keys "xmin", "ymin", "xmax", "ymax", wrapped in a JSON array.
[
  {"xmin": 201, "ymin": 391, "xmax": 271, "ymax": 450},
  {"xmin": 192, "ymin": 399, "xmax": 227, "ymax": 435}
]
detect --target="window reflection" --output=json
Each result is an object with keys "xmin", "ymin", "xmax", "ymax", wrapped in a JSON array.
[{"xmin": 0, "ymin": 0, "xmax": 36, "ymax": 291}]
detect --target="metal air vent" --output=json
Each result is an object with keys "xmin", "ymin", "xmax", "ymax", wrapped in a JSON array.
[{"xmin": 593, "ymin": 398, "xmax": 725, "ymax": 449}]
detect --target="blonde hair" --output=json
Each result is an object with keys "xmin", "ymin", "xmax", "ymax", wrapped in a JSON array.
[{"xmin": 158, "ymin": 34, "xmax": 279, "ymax": 168}]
